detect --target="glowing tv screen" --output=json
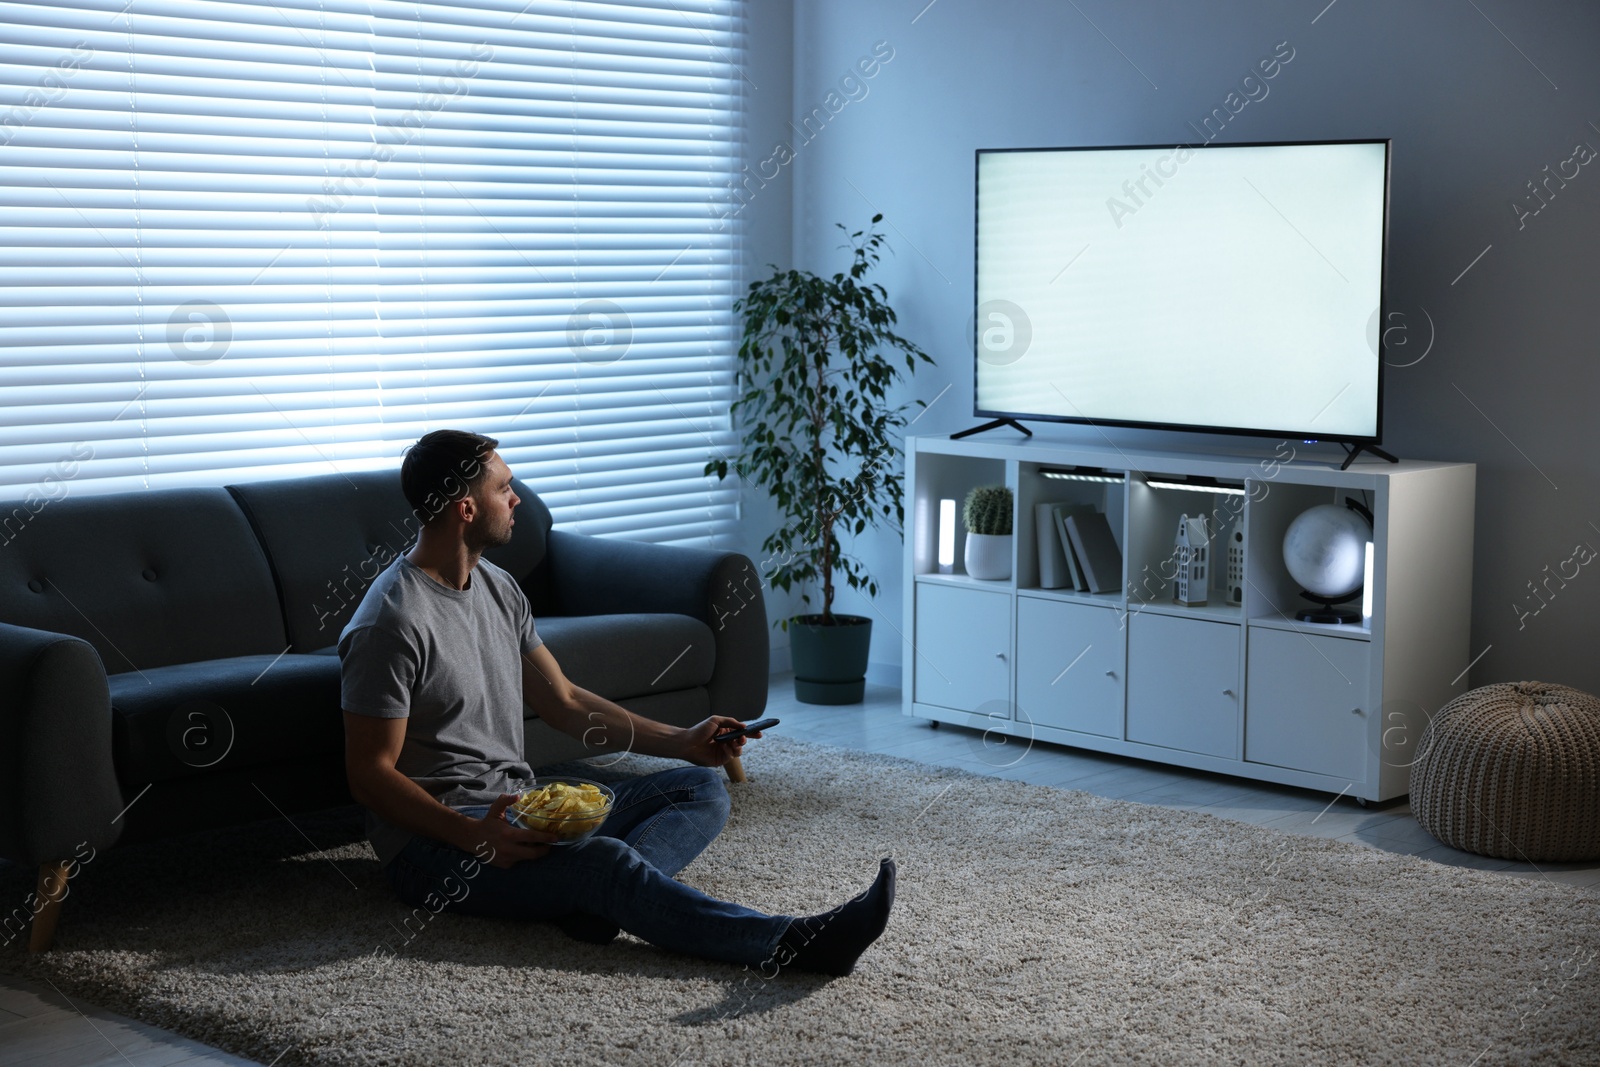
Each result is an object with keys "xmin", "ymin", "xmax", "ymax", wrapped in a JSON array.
[{"xmin": 974, "ymin": 140, "xmax": 1390, "ymax": 442}]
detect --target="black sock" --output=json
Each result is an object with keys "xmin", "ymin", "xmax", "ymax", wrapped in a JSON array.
[
  {"xmin": 558, "ymin": 911, "xmax": 620, "ymax": 945},
  {"xmin": 775, "ymin": 857, "xmax": 896, "ymax": 977}
]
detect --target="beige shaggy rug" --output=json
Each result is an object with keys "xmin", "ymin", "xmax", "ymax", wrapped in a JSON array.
[{"xmin": 2, "ymin": 736, "xmax": 1596, "ymax": 1066}]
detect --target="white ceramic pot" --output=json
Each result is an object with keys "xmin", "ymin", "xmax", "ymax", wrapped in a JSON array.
[{"xmin": 964, "ymin": 532, "xmax": 1012, "ymax": 580}]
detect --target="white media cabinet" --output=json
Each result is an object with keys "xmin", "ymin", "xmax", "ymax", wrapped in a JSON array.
[{"xmin": 901, "ymin": 436, "xmax": 1476, "ymax": 803}]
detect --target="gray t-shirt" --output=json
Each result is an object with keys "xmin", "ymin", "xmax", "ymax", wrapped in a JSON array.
[{"xmin": 339, "ymin": 554, "xmax": 544, "ymax": 866}]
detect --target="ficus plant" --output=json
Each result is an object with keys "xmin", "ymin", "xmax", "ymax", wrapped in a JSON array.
[{"xmin": 706, "ymin": 215, "xmax": 935, "ymax": 628}]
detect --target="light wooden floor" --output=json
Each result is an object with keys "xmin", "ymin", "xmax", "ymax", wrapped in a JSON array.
[
  {"xmin": 0, "ymin": 978, "xmax": 262, "ymax": 1067},
  {"xmin": 5, "ymin": 675, "xmax": 1596, "ymax": 1067}
]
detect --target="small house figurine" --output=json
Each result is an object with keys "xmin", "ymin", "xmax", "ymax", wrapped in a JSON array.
[
  {"xmin": 1174, "ymin": 513, "xmax": 1209, "ymax": 607},
  {"xmin": 1226, "ymin": 518, "xmax": 1246, "ymax": 606}
]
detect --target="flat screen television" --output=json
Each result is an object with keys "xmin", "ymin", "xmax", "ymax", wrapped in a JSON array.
[{"xmin": 973, "ymin": 139, "xmax": 1390, "ymax": 446}]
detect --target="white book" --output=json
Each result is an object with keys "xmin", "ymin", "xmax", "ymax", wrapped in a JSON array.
[
  {"xmin": 1053, "ymin": 502, "xmax": 1098, "ymax": 592},
  {"xmin": 1036, "ymin": 502, "xmax": 1070, "ymax": 588},
  {"xmin": 1066, "ymin": 511, "xmax": 1124, "ymax": 595}
]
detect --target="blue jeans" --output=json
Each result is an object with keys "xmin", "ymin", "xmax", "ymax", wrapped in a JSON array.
[{"xmin": 385, "ymin": 765, "xmax": 790, "ymax": 967}]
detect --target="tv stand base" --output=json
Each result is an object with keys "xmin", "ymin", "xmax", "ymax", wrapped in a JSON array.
[
  {"xmin": 1339, "ymin": 442, "xmax": 1399, "ymax": 470},
  {"xmin": 952, "ymin": 417, "xmax": 1032, "ymax": 440}
]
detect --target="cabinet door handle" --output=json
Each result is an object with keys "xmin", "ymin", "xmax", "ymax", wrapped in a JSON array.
[
  {"xmin": 1351, "ymin": 707, "xmax": 1364, "ymax": 715},
  {"xmin": 1222, "ymin": 688, "xmax": 1235, "ymax": 697},
  {"xmin": 994, "ymin": 652, "xmax": 1006, "ymax": 660},
  {"xmin": 1104, "ymin": 670, "xmax": 1116, "ymax": 678}
]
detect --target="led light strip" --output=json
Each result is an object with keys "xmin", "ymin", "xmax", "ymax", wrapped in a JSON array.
[
  {"xmin": 1145, "ymin": 478, "xmax": 1247, "ymax": 496},
  {"xmin": 1039, "ymin": 467, "xmax": 1123, "ymax": 484}
]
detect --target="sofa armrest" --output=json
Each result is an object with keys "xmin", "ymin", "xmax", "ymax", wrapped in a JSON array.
[
  {"xmin": 544, "ymin": 530, "xmax": 770, "ymax": 719},
  {"xmin": 0, "ymin": 622, "xmax": 124, "ymax": 867}
]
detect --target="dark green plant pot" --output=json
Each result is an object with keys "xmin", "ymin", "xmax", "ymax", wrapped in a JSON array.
[{"xmin": 789, "ymin": 614, "xmax": 872, "ymax": 705}]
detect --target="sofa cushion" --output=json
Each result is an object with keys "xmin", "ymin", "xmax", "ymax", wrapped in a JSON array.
[
  {"xmin": 0, "ymin": 487, "xmax": 286, "ymax": 673},
  {"xmin": 536, "ymin": 613, "xmax": 715, "ymax": 701},
  {"xmin": 227, "ymin": 469, "xmax": 555, "ymax": 653},
  {"xmin": 109, "ymin": 653, "xmax": 343, "ymax": 784}
]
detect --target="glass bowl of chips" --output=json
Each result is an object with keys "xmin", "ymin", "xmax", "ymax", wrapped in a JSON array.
[{"xmin": 505, "ymin": 777, "xmax": 615, "ymax": 844}]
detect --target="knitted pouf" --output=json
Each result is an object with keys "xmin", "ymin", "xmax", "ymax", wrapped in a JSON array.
[{"xmin": 1410, "ymin": 681, "xmax": 1600, "ymax": 861}]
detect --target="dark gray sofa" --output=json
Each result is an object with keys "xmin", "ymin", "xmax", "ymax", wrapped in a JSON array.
[{"xmin": 0, "ymin": 468, "xmax": 767, "ymax": 950}]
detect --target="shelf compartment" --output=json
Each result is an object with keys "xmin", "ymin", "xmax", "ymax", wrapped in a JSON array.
[
  {"xmin": 910, "ymin": 452, "xmax": 1009, "ymax": 580},
  {"xmin": 1017, "ymin": 461, "xmax": 1125, "ymax": 594},
  {"xmin": 1126, "ymin": 473, "xmax": 1247, "ymax": 612},
  {"xmin": 1244, "ymin": 480, "xmax": 1373, "ymax": 628}
]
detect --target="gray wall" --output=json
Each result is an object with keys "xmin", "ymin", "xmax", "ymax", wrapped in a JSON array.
[
  {"xmin": 745, "ymin": 0, "xmax": 1600, "ymax": 690},
  {"xmin": 741, "ymin": 2, "xmax": 796, "ymax": 289},
  {"xmin": 721, "ymin": 0, "xmax": 804, "ymax": 660}
]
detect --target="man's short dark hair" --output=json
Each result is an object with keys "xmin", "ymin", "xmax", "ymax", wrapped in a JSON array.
[{"xmin": 401, "ymin": 429, "xmax": 500, "ymax": 527}]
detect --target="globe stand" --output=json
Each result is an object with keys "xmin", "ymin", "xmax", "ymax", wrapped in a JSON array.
[{"xmin": 1295, "ymin": 590, "xmax": 1363, "ymax": 625}]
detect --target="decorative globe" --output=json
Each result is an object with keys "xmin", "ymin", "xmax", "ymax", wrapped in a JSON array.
[{"xmin": 1282, "ymin": 504, "xmax": 1371, "ymax": 599}]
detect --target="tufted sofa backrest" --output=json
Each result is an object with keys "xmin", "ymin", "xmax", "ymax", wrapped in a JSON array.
[
  {"xmin": 0, "ymin": 468, "xmax": 560, "ymax": 670},
  {"xmin": 228, "ymin": 469, "xmax": 554, "ymax": 652},
  {"xmin": 0, "ymin": 487, "xmax": 287, "ymax": 673}
]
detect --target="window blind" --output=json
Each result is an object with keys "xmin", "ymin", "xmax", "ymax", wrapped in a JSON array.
[{"xmin": 0, "ymin": 0, "xmax": 743, "ymax": 544}]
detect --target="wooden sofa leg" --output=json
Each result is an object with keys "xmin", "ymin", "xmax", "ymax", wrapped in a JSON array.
[
  {"xmin": 725, "ymin": 756, "xmax": 747, "ymax": 784},
  {"xmin": 28, "ymin": 861, "xmax": 71, "ymax": 953}
]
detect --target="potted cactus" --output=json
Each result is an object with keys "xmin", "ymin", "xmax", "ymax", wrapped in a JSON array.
[
  {"xmin": 963, "ymin": 485, "xmax": 1013, "ymax": 580},
  {"xmin": 707, "ymin": 215, "xmax": 934, "ymax": 704}
]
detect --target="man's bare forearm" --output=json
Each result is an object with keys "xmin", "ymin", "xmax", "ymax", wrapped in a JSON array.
[{"xmin": 544, "ymin": 686, "xmax": 687, "ymax": 760}]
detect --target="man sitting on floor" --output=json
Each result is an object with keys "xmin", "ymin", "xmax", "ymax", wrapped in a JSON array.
[{"xmin": 339, "ymin": 429, "xmax": 894, "ymax": 975}]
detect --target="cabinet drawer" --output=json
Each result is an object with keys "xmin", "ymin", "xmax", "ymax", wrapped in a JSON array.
[
  {"xmin": 1246, "ymin": 628, "xmax": 1371, "ymax": 781},
  {"xmin": 913, "ymin": 583, "xmax": 1011, "ymax": 713},
  {"xmin": 1016, "ymin": 597, "xmax": 1124, "ymax": 738},
  {"xmin": 1126, "ymin": 612, "xmax": 1241, "ymax": 758}
]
